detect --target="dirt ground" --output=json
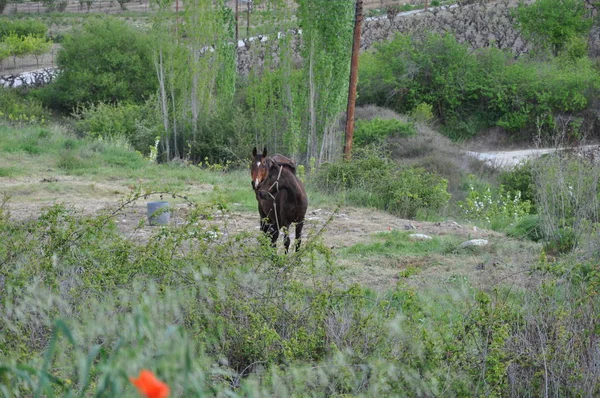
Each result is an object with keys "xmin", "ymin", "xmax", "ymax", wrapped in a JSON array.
[{"xmin": 2, "ymin": 174, "xmax": 539, "ymax": 292}]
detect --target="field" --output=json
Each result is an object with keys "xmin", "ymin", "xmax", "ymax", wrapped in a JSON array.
[{"xmin": 1, "ymin": 0, "xmax": 599, "ymax": 396}]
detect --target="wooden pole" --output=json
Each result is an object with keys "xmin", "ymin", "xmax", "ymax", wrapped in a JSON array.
[
  {"xmin": 343, "ymin": 0, "xmax": 363, "ymax": 161},
  {"xmin": 235, "ymin": 0, "xmax": 239, "ymax": 43},
  {"xmin": 247, "ymin": 0, "xmax": 250, "ymax": 37}
]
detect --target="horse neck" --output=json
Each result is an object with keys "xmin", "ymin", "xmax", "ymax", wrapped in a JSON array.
[{"xmin": 264, "ymin": 160, "xmax": 294, "ymax": 191}]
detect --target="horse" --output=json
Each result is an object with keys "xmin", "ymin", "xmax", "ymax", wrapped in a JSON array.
[{"xmin": 251, "ymin": 147, "xmax": 308, "ymax": 253}]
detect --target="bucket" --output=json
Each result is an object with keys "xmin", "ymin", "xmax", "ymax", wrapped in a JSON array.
[{"xmin": 147, "ymin": 201, "xmax": 171, "ymax": 226}]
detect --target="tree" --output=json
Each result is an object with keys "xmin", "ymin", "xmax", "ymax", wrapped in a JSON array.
[
  {"xmin": 515, "ymin": 0, "xmax": 593, "ymax": 56},
  {"xmin": 45, "ymin": 17, "xmax": 157, "ymax": 111},
  {"xmin": 296, "ymin": 0, "xmax": 355, "ymax": 164},
  {"xmin": 149, "ymin": 0, "xmax": 236, "ymax": 161}
]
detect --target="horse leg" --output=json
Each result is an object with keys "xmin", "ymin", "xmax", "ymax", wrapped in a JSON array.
[
  {"xmin": 283, "ymin": 227, "xmax": 291, "ymax": 254},
  {"xmin": 294, "ymin": 221, "xmax": 304, "ymax": 252},
  {"xmin": 270, "ymin": 227, "xmax": 279, "ymax": 249}
]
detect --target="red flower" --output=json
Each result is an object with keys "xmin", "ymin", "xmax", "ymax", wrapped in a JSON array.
[{"xmin": 130, "ymin": 369, "xmax": 170, "ymax": 398}]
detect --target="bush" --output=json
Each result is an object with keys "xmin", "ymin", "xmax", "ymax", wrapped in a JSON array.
[
  {"xmin": 316, "ymin": 148, "xmax": 450, "ymax": 218},
  {"xmin": 515, "ymin": 0, "xmax": 593, "ymax": 57},
  {"xmin": 0, "ymin": 88, "xmax": 49, "ymax": 125},
  {"xmin": 354, "ymin": 117, "xmax": 416, "ymax": 147},
  {"xmin": 39, "ymin": 17, "xmax": 157, "ymax": 111},
  {"xmin": 532, "ymin": 154, "xmax": 600, "ymax": 254},
  {"xmin": 0, "ymin": 19, "xmax": 48, "ymax": 40},
  {"xmin": 457, "ymin": 177, "xmax": 533, "ymax": 231},
  {"xmin": 358, "ymin": 33, "xmax": 600, "ymax": 140},
  {"xmin": 73, "ymin": 100, "xmax": 160, "ymax": 155},
  {"xmin": 499, "ymin": 161, "xmax": 535, "ymax": 207}
]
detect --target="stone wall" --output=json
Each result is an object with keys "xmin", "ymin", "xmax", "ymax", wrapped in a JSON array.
[
  {"xmin": 236, "ymin": 1, "xmax": 529, "ymax": 76},
  {"xmin": 5, "ymin": 0, "xmax": 600, "ymax": 87}
]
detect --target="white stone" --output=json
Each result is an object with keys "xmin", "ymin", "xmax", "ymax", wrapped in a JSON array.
[
  {"xmin": 459, "ymin": 239, "xmax": 489, "ymax": 249},
  {"xmin": 409, "ymin": 233, "xmax": 432, "ymax": 240}
]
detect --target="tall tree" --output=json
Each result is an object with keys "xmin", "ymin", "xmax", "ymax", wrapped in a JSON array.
[{"xmin": 296, "ymin": 0, "xmax": 355, "ymax": 164}]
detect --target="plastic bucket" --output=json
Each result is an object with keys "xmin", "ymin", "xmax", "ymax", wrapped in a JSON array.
[{"xmin": 147, "ymin": 201, "xmax": 171, "ymax": 226}]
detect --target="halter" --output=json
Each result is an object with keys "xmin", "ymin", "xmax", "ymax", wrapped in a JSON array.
[{"xmin": 257, "ymin": 164, "xmax": 284, "ymax": 230}]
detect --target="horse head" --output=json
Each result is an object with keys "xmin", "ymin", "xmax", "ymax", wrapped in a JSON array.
[{"xmin": 251, "ymin": 147, "xmax": 270, "ymax": 190}]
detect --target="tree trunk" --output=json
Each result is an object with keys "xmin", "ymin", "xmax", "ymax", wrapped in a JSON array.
[{"xmin": 155, "ymin": 48, "xmax": 171, "ymax": 161}]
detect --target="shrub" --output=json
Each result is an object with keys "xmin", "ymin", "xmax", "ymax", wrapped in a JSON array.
[
  {"xmin": 0, "ymin": 19, "xmax": 48, "ymax": 40},
  {"xmin": 73, "ymin": 100, "xmax": 160, "ymax": 155},
  {"xmin": 498, "ymin": 161, "xmax": 535, "ymax": 207},
  {"xmin": 354, "ymin": 117, "xmax": 416, "ymax": 147},
  {"xmin": 316, "ymin": 147, "xmax": 450, "ymax": 218},
  {"xmin": 0, "ymin": 88, "xmax": 49, "ymax": 125},
  {"xmin": 532, "ymin": 154, "xmax": 600, "ymax": 254},
  {"xmin": 358, "ymin": 33, "xmax": 600, "ymax": 140},
  {"xmin": 458, "ymin": 178, "xmax": 532, "ymax": 231},
  {"xmin": 410, "ymin": 102, "xmax": 434, "ymax": 124},
  {"xmin": 39, "ymin": 17, "xmax": 157, "ymax": 111}
]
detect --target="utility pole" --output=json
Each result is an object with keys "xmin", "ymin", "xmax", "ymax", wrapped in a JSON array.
[
  {"xmin": 235, "ymin": 0, "xmax": 239, "ymax": 43},
  {"xmin": 247, "ymin": 0, "xmax": 251, "ymax": 38},
  {"xmin": 343, "ymin": 0, "xmax": 363, "ymax": 161}
]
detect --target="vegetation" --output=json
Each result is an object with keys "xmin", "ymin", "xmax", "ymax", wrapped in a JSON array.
[
  {"xmin": 1, "ymin": 0, "xmax": 600, "ymax": 395},
  {"xmin": 358, "ymin": 33, "xmax": 600, "ymax": 140},
  {"xmin": 515, "ymin": 0, "xmax": 593, "ymax": 57},
  {"xmin": 37, "ymin": 17, "xmax": 156, "ymax": 111},
  {"xmin": 0, "ymin": 19, "xmax": 52, "ymax": 70}
]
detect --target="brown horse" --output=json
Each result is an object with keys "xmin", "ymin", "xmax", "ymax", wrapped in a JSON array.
[{"xmin": 251, "ymin": 147, "xmax": 308, "ymax": 252}]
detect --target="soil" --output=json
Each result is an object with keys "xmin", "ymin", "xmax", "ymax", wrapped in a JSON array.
[{"xmin": 2, "ymin": 174, "xmax": 538, "ymax": 292}]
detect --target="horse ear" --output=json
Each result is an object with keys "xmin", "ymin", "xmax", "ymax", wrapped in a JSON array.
[
  {"xmin": 252, "ymin": 147, "xmax": 257, "ymax": 157},
  {"xmin": 262, "ymin": 147, "xmax": 267, "ymax": 158}
]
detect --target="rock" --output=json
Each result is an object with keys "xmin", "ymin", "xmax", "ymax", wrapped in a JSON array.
[
  {"xmin": 409, "ymin": 233, "xmax": 432, "ymax": 240},
  {"xmin": 404, "ymin": 223, "xmax": 416, "ymax": 230},
  {"xmin": 459, "ymin": 239, "xmax": 489, "ymax": 249}
]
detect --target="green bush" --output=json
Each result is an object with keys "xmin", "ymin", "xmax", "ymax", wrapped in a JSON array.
[
  {"xmin": 316, "ymin": 148, "xmax": 450, "ymax": 218},
  {"xmin": 73, "ymin": 101, "xmax": 160, "ymax": 155},
  {"xmin": 532, "ymin": 154, "xmax": 600, "ymax": 254},
  {"xmin": 458, "ymin": 177, "xmax": 533, "ymax": 231},
  {"xmin": 38, "ymin": 16, "xmax": 157, "ymax": 111},
  {"xmin": 499, "ymin": 162, "xmax": 535, "ymax": 207},
  {"xmin": 0, "ymin": 19, "xmax": 48, "ymax": 40},
  {"xmin": 0, "ymin": 88, "xmax": 50, "ymax": 125},
  {"xmin": 1, "ymin": 188, "xmax": 598, "ymax": 396},
  {"xmin": 515, "ymin": 0, "xmax": 593, "ymax": 56},
  {"xmin": 354, "ymin": 117, "xmax": 416, "ymax": 147},
  {"xmin": 358, "ymin": 33, "xmax": 600, "ymax": 140}
]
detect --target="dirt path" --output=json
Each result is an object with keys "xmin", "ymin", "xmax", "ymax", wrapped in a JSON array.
[{"xmin": 468, "ymin": 145, "xmax": 600, "ymax": 168}]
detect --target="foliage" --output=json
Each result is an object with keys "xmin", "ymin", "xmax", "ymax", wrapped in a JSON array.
[
  {"xmin": 532, "ymin": 154, "xmax": 600, "ymax": 254},
  {"xmin": 515, "ymin": 0, "xmax": 593, "ymax": 56},
  {"xmin": 296, "ymin": 0, "xmax": 355, "ymax": 162},
  {"xmin": 39, "ymin": 16, "xmax": 156, "ymax": 111},
  {"xmin": 353, "ymin": 117, "xmax": 416, "ymax": 147},
  {"xmin": 410, "ymin": 102, "xmax": 434, "ymax": 124},
  {"xmin": 0, "ymin": 88, "xmax": 49, "ymax": 125},
  {"xmin": 458, "ymin": 177, "xmax": 532, "ymax": 231},
  {"xmin": 498, "ymin": 161, "xmax": 535, "ymax": 206},
  {"xmin": 0, "ymin": 19, "xmax": 48, "ymax": 40},
  {"xmin": 1, "ymin": 196, "xmax": 597, "ymax": 396},
  {"xmin": 358, "ymin": 33, "xmax": 600, "ymax": 140},
  {"xmin": 315, "ymin": 147, "xmax": 450, "ymax": 218},
  {"xmin": 73, "ymin": 100, "xmax": 161, "ymax": 155},
  {"xmin": 150, "ymin": 0, "xmax": 237, "ymax": 161}
]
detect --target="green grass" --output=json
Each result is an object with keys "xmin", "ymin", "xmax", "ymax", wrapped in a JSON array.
[
  {"xmin": 344, "ymin": 230, "xmax": 461, "ymax": 258},
  {"xmin": 0, "ymin": 124, "xmax": 321, "ymax": 211}
]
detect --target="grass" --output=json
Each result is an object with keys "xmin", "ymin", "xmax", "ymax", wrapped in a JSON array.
[
  {"xmin": 0, "ymin": 123, "xmax": 341, "ymax": 212},
  {"xmin": 344, "ymin": 230, "xmax": 461, "ymax": 257}
]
